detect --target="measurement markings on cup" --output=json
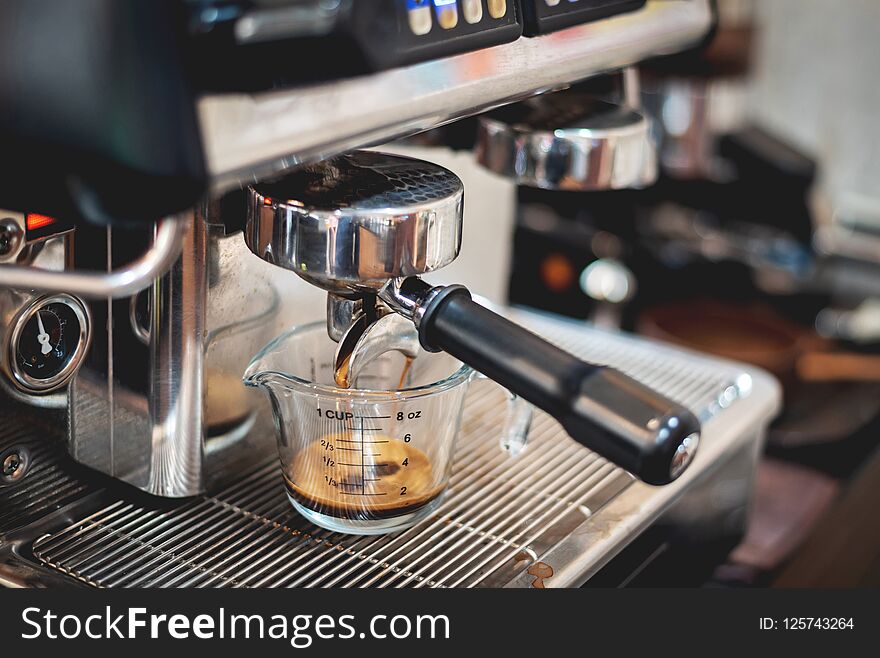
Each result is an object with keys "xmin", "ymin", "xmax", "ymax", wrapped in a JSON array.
[
  {"xmin": 361, "ymin": 415, "xmax": 366, "ymax": 496},
  {"xmin": 337, "ymin": 414, "xmax": 392, "ymax": 496},
  {"xmin": 317, "ymin": 412, "xmax": 421, "ymax": 499}
]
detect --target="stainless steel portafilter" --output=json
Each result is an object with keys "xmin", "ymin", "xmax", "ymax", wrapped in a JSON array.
[
  {"xmin": 475, "ymin": 91, "xmax": 657, "ymax": 191},
  {"xmin": 246, "ymin": 151, "xmax": 463, "ymax": 295},
  {"xmin": 246, "ymin": 150, "xmax": 699, "ymax": 485}
]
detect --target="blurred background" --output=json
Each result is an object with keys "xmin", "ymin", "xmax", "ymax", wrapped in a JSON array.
[{"xmin": 365, "ymin": 0, "xmax": 880, "ymax": 586}]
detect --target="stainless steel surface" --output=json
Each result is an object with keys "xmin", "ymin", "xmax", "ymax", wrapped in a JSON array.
[
  {"xmin": 69, "ymin": 209, "xmax": 286, "ymax": 497},
  {"xmin": 1, "ymin": 288, "xmax": 38, "ymax": 392},
  {"xmin": 246, "ymin": 151, "xmax": 464, "ymax": 294},
  {"xmin": 378, "ymin": 276, "xmax": 447, "ymax": 328},
  {"xmin": 0, "ymin": 217, "xmax": 186, "ymax": 299},
  {"xmin": 2, "ymin": 311, "xmax": 779, "ymax": 588},
  {"xmin": 200, "ymin": 0, "xmax": 713, "ymax": 193},
  {"xmin": 475, "ymin": 95, "xmax": 657, "ymax": 190},
  {"xmin": 622, "ymin": 66, "xmax": 642, "ymax": 109},
  {"xmin": 1, "ymin": 449, "xmax": 29, "ymax": 483},
  {"xmin": 0, "ymin": 404, "xmax": 97, "ymax": 537},
  {"xmin": 128, "ymin": 292, "xmax": 151, "ymax": 346},
  {"xmin": 70, "ymin": 210, "xmax": 207, "ymax": 496},
  {"xmin": 149, "ymin": 209, "xmax": 207, "ymax": 496},
  {"xmin": 327, "ymin": 293, "xmax": 365, "ymax": 342},
  {"xmin": 641, "ymin": 76, "xmax": 729, "ymax": 180}
]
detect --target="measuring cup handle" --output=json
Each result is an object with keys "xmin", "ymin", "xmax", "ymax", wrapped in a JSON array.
[{"xmin": 472, "ymin": 372, "xmax": 532, "ymax": 456}]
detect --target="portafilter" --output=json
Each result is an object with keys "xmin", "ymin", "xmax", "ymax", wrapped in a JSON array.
[{"xmin": 245, "ymin": 150, "xmax": 699, "ymax": 485}]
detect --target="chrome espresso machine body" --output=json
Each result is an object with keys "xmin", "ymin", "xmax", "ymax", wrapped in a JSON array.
[{"xmin": 0, "ymin": 1, "xmax": 779, "ymax": 587}]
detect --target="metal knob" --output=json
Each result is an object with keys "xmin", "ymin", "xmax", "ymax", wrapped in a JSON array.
[{"xmin": 475, "ymin": 92, "xmax": 657, "ymax": 191}]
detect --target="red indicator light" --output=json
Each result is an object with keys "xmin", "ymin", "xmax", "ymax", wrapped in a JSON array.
[
  {"xmin": 26, "ymin": 213, "xmax": 57, "ymax": 231},
  {"xmin": 263, "ymin": 197, "xmax": 273, "ymax": 206},
  {"xmin": 540, "ymin": 253, "xmax": 575, "ymax": 292}
]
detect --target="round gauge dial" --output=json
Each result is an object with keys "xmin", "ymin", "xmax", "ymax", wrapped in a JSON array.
[{"xmin": 10, "ymin": 294, "xmax": 89, "ymax": 392}]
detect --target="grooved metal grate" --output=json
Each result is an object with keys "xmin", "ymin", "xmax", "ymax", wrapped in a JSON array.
[
  {"xmin": 32, "ymin": 316, "xmax": 750, "ymax": 588},
  {"xmin": 0, "ymin": 404, "xmax": 95, "ymax": 535},
  {"xmin": 253, "ymin": 151, "xmax": 462, "ymax": 211}
]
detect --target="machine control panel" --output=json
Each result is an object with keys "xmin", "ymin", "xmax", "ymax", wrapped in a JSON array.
[
  {"xmin": 188, "ymin": 0, "xmax": 653, "ymax": 89},
  {"xmin": 188, "ymin": 0, "xmax": 521, "ymax": 89},
  {"xmin": 520, "ymin": 0, "xmax": 646, "ymax": 35}
]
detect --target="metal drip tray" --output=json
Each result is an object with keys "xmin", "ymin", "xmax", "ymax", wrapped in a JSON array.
[
  {"xmin": 0, "ymin": 406, "xmax": 96, "ymax": 537},
  {"xmin": 31, "ymin": 398, "xmax": 631, "ymax": 589},
  {"xmin": 1, "ymin": 312, "xmax": 780, "ymax": 588}
]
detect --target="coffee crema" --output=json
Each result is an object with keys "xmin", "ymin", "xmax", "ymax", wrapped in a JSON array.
[{"xmin": 285, "ymin": 434, "xmax": 444, "ymax": 521}]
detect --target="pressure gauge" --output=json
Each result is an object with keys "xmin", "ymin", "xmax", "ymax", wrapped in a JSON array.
[{"xmin": 7, "ymin": 294, "xmax": 90, "ymax": 393}]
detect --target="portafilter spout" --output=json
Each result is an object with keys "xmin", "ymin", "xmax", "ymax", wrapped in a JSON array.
[{"xmin": 245, "ymin": 150, "xmax": 700, "ymax": 485}]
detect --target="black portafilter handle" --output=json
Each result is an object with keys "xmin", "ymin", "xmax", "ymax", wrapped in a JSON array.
[{"xmin": 414, "ymin": 285, "xmax": 701, "ymax": 485}]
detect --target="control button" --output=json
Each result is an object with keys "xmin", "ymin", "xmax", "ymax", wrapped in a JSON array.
[
  {"xmin": 433, "ymin": 0, "xmax": 458, "ymax": 29},
  {"xmin": 0, "ymin": 217, "xmax": 23, "ymax": 259},
  {"xmin": 546, "ymin": 0, "xmax": 561, "ymax": 5},
  {"xmin": 462, "ymin": 0, "xmax": 483, "ymax": 24},
  {"xmin": 406, "ymin": 1, "xmax": 432, "ymax": 35},
  {"xmin": 488, "ymin": 0, "xmax": 507, "ymax": 19}
]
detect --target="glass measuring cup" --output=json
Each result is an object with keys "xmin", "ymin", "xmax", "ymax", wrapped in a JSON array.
[{"xmin": 244, "ymin": 321, "xmax": 532, "ymax": 535}]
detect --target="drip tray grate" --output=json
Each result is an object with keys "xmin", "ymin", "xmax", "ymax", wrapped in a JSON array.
[
  {"xmin": 32, "ymin": 314, "xmax": 749, "ymax": 588},
  {"xmin": 1, "ymin": 404, "xmax": 96, "ymax": 536}
]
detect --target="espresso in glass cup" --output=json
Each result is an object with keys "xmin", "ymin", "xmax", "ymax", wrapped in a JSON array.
[{"xmin": 244, "ymin": 322, "xmax": 531, "ymax": 535}]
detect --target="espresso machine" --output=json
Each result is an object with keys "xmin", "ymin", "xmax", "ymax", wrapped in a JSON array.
[{"xmin": 0, "ymin": 1, "xmax": 779, "ymax": 588}]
